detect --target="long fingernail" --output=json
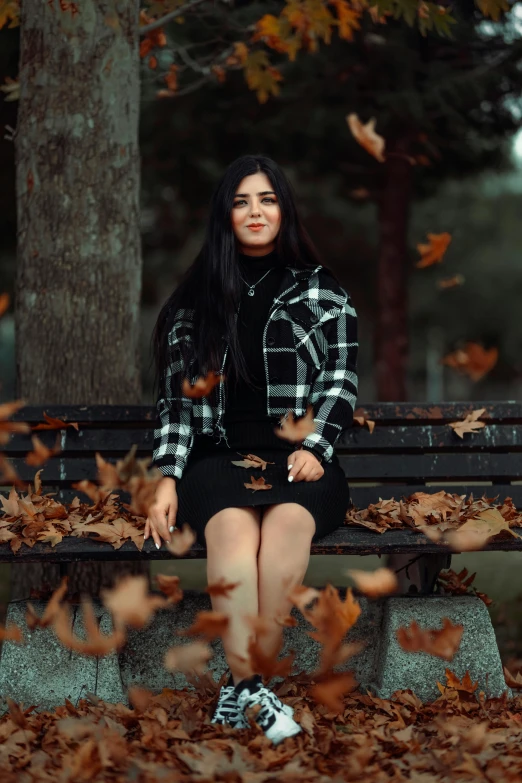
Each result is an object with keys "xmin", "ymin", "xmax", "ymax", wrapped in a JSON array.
[
  {"xmin": 155, "ymin": 542, "xmax": 160, "ymax": 549},
  {"xmin": 288, "ymin": 476, "xmax": 293, "ymax": 482},
  {"xmin": 169, "ymin": 526, "xmax": 175, "ymax": 532},
  {"xmin": 288, "ymin": 464, "xmax": 293, "ymax": 470}
]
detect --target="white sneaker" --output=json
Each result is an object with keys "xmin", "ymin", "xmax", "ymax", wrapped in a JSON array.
[{"xmin": 234, "ymin": 674, "xmax": 302, "ymax": 745}]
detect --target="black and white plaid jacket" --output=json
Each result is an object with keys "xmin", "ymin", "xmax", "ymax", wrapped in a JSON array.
[{"xmin": 152, "ymin": 264, "xmax": 358, "ymax": 480}]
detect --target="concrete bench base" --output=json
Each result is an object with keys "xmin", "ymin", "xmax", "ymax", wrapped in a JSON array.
[{"xmin": 0, "ymin": 589, "xmax": 509, "ymax": 713}]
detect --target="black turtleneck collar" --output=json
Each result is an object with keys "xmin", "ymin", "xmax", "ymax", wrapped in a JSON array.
[{"xmin": 238, "ymin": 248, "xmax": 279, "ymax": 268}]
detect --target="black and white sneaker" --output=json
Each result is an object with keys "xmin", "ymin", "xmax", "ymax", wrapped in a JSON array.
[
  {"xmin": 210, "ymin": 673, "xmax": 249, "ymax": 729},
  {"xmin": 234, "ymin": 674, "xmax": 302, "ymax": 745}
]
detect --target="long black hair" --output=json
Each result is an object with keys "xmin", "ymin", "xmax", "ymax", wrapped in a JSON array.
[{"xmin": 150, "ymin": 154, "xmax": 337, "ymax": 411}]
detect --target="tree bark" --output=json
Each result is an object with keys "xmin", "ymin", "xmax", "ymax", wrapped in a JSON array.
[
  {"xmin": 375, "ymin": 137, "xmax": 413, "ymax": 401},
  {"xmin": 12, "ymin": 0, "xmax": 148, "ymax": 600}
]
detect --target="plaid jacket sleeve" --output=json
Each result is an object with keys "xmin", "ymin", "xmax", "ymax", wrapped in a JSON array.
[
  {"xmin": 301, "ymin": 293, "xmax": 358, "ymax": 464},
  {"xmin": 152, "ymin": 346, "xmax": 195, "ymax": 481}
]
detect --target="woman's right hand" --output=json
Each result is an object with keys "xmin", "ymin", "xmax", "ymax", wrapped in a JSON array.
[{"xmin": 144, "ymin": 477, "xmax": 178, "ymax": 549}]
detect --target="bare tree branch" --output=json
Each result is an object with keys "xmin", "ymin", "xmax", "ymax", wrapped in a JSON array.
[{"xmin": 140, "ymin": 0, "xmax": 209, "ymax": 35}]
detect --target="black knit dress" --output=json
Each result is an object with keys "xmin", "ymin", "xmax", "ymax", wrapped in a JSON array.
[{"xmin": 175, "ymin": 249, "xmax": 351, "ymax": 546}]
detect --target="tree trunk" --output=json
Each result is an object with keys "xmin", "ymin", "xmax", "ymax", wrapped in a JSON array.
[
  {"xmin": 12, "ymin": 0, "xmax": 148, "ymax": 600},
  {"xmin": 375, "ymin": 137, "xmax": 413, "ymax": 401}
]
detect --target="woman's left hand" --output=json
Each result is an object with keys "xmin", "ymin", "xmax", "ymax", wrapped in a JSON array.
[{"xmin": 287, "ymin": 449, "xmax": 324, "ymax": 482}]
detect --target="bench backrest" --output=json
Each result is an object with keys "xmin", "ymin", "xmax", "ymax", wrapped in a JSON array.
[{"xmin": 3, "ymin": 403, "xmax": 521, "ymax": 510}]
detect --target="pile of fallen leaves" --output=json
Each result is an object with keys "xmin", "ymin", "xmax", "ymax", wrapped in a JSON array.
[
  {"xmin": 345, "ymin": 489, "xmax": 522, "ymax": 551},
  {"xmin": 0, "ymin": 569, "xmax": 521, "ymax": 781}
]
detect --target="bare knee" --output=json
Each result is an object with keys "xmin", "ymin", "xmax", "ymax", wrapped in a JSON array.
[
  {"xmin": 205, "ymin": 506, "xmax": 261, "ymax": 555},
  {"xmin": 261, "ymin": 503, "xmax": 316, "ymax": 541}
]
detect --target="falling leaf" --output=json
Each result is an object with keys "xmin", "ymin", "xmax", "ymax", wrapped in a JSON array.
[
  {"xmin": 310, "ymin": 671, "xmax": 358, "ymax": 713},
  {"xmin": 166, "ymin": 523, "xmax": 196, "ymax": 556},
  {"xmin": 52, "ymin": 597, "xmax": 126, "ymax": 656},
  {"xmin": 442, "ymin": 343, "xmax": 498, "ymax": 381},
  {"xmin": 274, "ymin": 405, "xmax": 316, "ymax": 443},
  {"xmin": 396, "ymin": 618, "xmax": 463, "ymax": 660},
  {"xmin": 32, "ymin": 412, "xmax": 79, "ymax": 432},
  {"xmin": 101, "ymin": 575, "xmax": 169, "ymax": 630},
  {"xmin": 25, "ymin": 433, "xmax": 62, "ymax": 467},
  {"xmin": 448, "ymin": 408, "xmax": 487, "ymax": 439},
  {"xmin": 178, "ymin": 610, "xmax": 229, "ymax": 640},
  {"xmin": 230, "ymin": 453, "xmax": 274, "ymax": 470},
  {"xmin": 205, "ymin": 578, "xmax": 242, "ymax": 599},
  {"xmin": 156, "ymin": 573, "xmax": 183, "ymax": 604},
  {"xmin": 164, "ymin": 641, "xmax": 213, "ymax": 675},
  {"xmin": 0, "ymin": 623, "xmax": 23, "ymax": 643},
  {"xmin": 346, "ymin": 113, "xmax": 385, "ymax": 162},
  {"xmin": 347, "ymin": 567, "xmax": 398, "ymax": 598},
  {"xmin": 26, "ymin": 576, "xmax": 68, "ymax": 630},
  {"xmin": 445, "ymin": 508, "xmax": 520, "ymax": 552},
  {"xmin": 182, "ymin": 371, "xmax": 223, "ymax": 399},
  {"xmin": 416, "ymin": 232, "xmax": 452, "ymax": 268},
  {"xmin": 438, "ymin": 274, "xmax": 465, "ymax": 289}
]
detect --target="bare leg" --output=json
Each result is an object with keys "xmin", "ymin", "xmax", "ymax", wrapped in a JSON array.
[
  {"xmin": 205, "ymin": 506, "xmax": 262, "ymax": 685},
  {"xmin": 257, "ymin": 503, "xmax": 316, "ymax": 659}
]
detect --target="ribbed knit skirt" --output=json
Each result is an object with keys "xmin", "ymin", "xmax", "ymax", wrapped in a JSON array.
[{"xmin": 175, "ymin": 419, "xmax": 351, "ymax": 547}]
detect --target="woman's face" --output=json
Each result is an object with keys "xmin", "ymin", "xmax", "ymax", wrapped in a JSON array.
[{"xmin": 231, "ymin": 172, "xmax": 281, "ymax": 256}]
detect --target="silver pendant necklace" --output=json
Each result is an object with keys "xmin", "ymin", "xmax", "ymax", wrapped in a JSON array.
[{"xmin": 239, "ymin": 267, "xmax": 274, "ymax": 296}]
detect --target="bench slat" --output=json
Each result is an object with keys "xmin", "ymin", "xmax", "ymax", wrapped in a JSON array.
[
  {"xmin": 0, "ymin": 525, "xmax": 519, "ymax": 563},
  {"xmin": 6, "ymin": 423, "xmax": 522, "ymax": 454},
  {"xmin": 6, "ymin": 402, "xmax": 522, "ymax": 424}
]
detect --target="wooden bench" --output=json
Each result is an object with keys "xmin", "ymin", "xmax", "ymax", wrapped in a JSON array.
[
  {"xmin": 1, "ymin": 401, "xmax": 520, "ymax": 708},
  {"xmin": 2, "ymin": 402, "xmax": 522, "ymax": 583}
]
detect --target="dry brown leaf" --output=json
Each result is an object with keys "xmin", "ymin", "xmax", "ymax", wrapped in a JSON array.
[
  {"xmin": 274, "ymin": 405, "xmax": 316, "ymax": 444},
  {"xmin": 164, "ymin": 641, "xmax": 213, "ymax": 675},
  {"xmin": 101, "ymin": 575, "xmax": 169, "ymax": 630},
  {"xmin": 178, "ymin": 610, "xmax": 229, "ymax": 640},
  {"xmin": 416, "ymin": 232, "xmax": 452, "ymax": 268},
  {"xmin": 205, "ymin": 578, "xmax": 242, "ymax": 599},
  {"xmin": 396, "ymin": 618, "xmax": 464, "ymax": 661},
  {"xmin": 346, "ymin": 113, "xmax": 385, "ymax": 162},
  {"xmin": 448, "ymin": 407, "xmax": 487, "ymax": 438},
  {"xmin": 346, "ymin": 567, "xmax": 398, "ymax": 598},
  {"xmin": 156, "ymin": 573, "xmax": 183, "ymax": 604},
  {"xmin": 26, "ymin": 575, "xmax": 68, "ymax": 630},
  {"xmin": 52, "ymin": 597, "xmax": 126, "ymax": 656},
  {"xmin": 438, "ymin": 274, "xmax": 465, "ymax": 289},
  {"xmin": 244, "ymin": 475, "xmax": 273, "ymax": 492},
  {"xmin": 166, "ymin": 523, "xmax": 196, "ymax": 556},
  {"xmin": 310, "ymin": 671, "xmax": 359, "ymax": 713},
  {"xmin": 32, "ymin": 412, "xmax": 79, "ymax": 432},
  {"xmin": 181, "ymin": 371, "xmax": 223, "ymax": 399},
  {"xmin": 445, "ymin": 508, "xmax": 520, "ymax": 552},
  {"xmin": 442, "ymin": 343, "xmax": 498, "ymax": 381}
]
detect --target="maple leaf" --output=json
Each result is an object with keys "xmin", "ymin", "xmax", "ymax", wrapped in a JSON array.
[
  {"xmin": 442, "ymin": 342, "xmax": 498, "ymax": 381},
  {"xmin": 244, "ymin": 475, "xmax": 272, "ymax": 492},
  {"xmin": 25, "ymin": 432, "xmax": 62, "ymax": 467},
  {"xmin": 52, "ymin": 597, "xmax": 126, "ymax": 656},
  {"xmin": 331, "ymin": 0, "xmax": 361, "ymax": 40},
  {"xmin": 101, "ymin": 575, "xmax": 169, "ymax": 630},
  {"xmin": 32, "ymin": 412, "xmax": 79, "ymax": 432},
  {"xmin": 438, "ymin": 668, "xmax": 478, "ymax": 694},
  {"xmin": 353, "ymin": 408, "xmax": 375, "ymax": 433},
  {"xmin": 396, "ymin": 618, "xmax": 463, "ymax": 660},
  {"xmin": 275, "ymin": 405, "xmax": 316, "ymax": 443},
  {"xmin": 448, "ymin": 407, "xmax": 487, "ymax": 438},
  {"xmin": 206, "ymin": 578, "xmax": 242, "ymax": 599},
  {"xmin": 178, "ymin": 610, "xmax": 229, "ymax": 640},
  {"xmin": 163, "ymin": 642, "xmax": 214, "ymax": 674},
  {"xmin": 475, "ymin": 0, "xmax": 509, "ymax": 21},
  {"xmin": 0, "ymin": 623, "xmax": 23, "ymax": 643},
  {"xmin": 156, "ymin": 573, "xmax": 184, "ymax": 604},
  {"xmin": 309, "ymin": 671, "xmax": 358, "ymax": 713},
  {"xmin": 445, "ymin": 508, "xmax": 520, "ymax": 552},
  {"xmin": 504, "ymin": 666, "xmax": 522, "ymax": 689},
  {"xmin": 36, "ymin": 523, "xmax": 63, "ymax": 547},
  {"xmin": 346, "ymin": 113, "xmax": 385, "ymax": 162},
  {"xmin": 416, "ymin": 232, "xmax": 452, "ymax": 268},
  {"xmin": 26, "ymin": 575, "xmax": 68, "ymax": 629},
  {"xmin": 166, "ymin": 522, "xmax": 196, "ymax": 556},
  {"xmin": 182, "ymin": 371, "xmax": 223, "ymax": 399},
  {"xmin": 230, "ymin": 453, "xmax": 274, "ymax": 470},
  {"xmin": 0, "ymin": 0, "xmax": 19, "ymax": 30},
  {"xmin": 346, "ymin": 567, "xmax": 398, "ymax": 598}
]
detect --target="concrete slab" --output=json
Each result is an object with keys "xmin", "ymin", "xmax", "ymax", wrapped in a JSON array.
[
  {"xmin": 372, "ymin": 595, "xmax": 510, "ymax": 702},
  {"xmin": 0, "ymin": 599, "xmax": 125, "ymax": 714},
  {"xmin": 118, "ymin": 588, "xmax": 382, "ymax": 693}
]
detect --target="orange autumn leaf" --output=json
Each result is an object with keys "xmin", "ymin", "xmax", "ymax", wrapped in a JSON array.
[
  {"xmin": 25, "ymin": 433, "xmax": 62, "ymax": 467},
  {"xmin": 416, "ymin": 232, "xmax": 452, "ymax": 268},
  {"xmin": 52, "ymin": 597, "xmax": 126, "ymax": 656},
  {"xmin": 0, "ymin": 623, "xmax": 23, "ymax": 643},
  {"xmin": 206, "ymin": 578, "xmax": 242, "ymax": 599},
  {"xmin": 444, "ymin": 508, "xmax": 520, "ymax": 552},
  {"xmin": 274, "ymin": 404, "xmax": 316, "ymax": 443},
  {"xmin": 166, "ymin": 523, "xmax": 196, "ymax": 556},
  {"xmin": 346, "ymin": 113, "xmax": 385, "ymax": 162},
  {"xmin": 164, "ymin": 640, "xmax": 213, "ymax": 675},
  {"xmin": 442, "ymin": 342, "xmax": 498, "ymax": 382},
  {"xmin": 396, "ymin": 618, "xmax": 464, "ymax": 661},
  {"xmin": 504, "ymin": 667, "xmax": 522, "ymax": 689},
  {"xmin": 438, "ymin": 668, "xmax": 478, "ymax": 694},
  {"xmin": 438, "ymin": 274, "xmax": 465, "ymax": 289},
  {"xmin": 32, "ymin": 412, "xmax": 79, "ymax": 432},
  {"xmin": 346, "ymin": 567, "xmax": 398, "ymax": 598},
  {"xmin": 182, "ymin": 370, "xmax": 223, "ymax": 399},
  {"xmin": 101, "ymin": 575, "xmax": 169, "ymax": 630},
  {"xmin": 178, "ymin": 610, "xmax": 229, "ymax": 640},
  {"xmin": 0, "ymin": 292, "xmax": 10, "ymax": 317},
  {"xmin": 448, "ymin": 407, "xmax": 487, "ymax": 438},
  {"xmin": 26, "ymin": 576, "xmax": 68, "ymax": 630},
  {"xmin": 309, "ymin": 671, "xmax": 358, "ymax": 713},
  {"xmin": 156, "ymin": 573, "xmax": 184, "ymax": 604},
  {"xmin": 353, "ymin": 408, "xmax": 375, "ymax": 433},
  {"xmin": 244, "ymin": 475, "xmax": 273, "ymax": 492}
]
